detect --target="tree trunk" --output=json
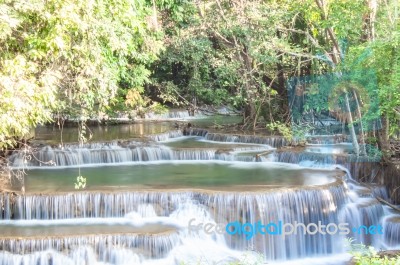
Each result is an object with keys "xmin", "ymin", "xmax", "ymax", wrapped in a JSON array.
[
  {"xmin": 377, "ymin": 114, "xmax": 391, "ymax": 162},
  {"xmin": 243, "ymin": 102, "xmax": 257, "ymax": 126},
  {"xmin": 151, "ymin": 0, "xmax": 159, "ymax": 30},
  {"xmin": 344, "ymin": 92, "xmax": 360, "ymax": 155},
  {"xmin": 362, "ymin": 0, "xmax": 377, "ymax": 41},
  {"xmin": 353, "ymin": 90, "xmax": 367, "ymax": 156}
]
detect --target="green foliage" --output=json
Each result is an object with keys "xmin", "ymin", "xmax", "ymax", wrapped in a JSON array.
[
  {"xmin": 155, "ymin": 0, "xmax": 199, "ymax": 31},
  {"xmin": 1, "ymin": 0, "xmax": 399, "ymax": 148},
  {"xmin": 0, "ymin": 55, "xmax": 57, "ymax": 149},
  {"xmin": 120, "ymin": 87, "xmax": 168, "ymax": 117},
  {"xmin": 267, "ymin": 122, "xmax": 293, "ymax": 142},
  {"xmin": 154, "ymin": 36, "xmax": 228, "ymax": 106},
  {"xmin": 348, "ymin": 35, "xmax": 400, "ymax": 138},
  {"xmin": 348, "ymin": 239, "xmax": 400, "ymax": 265},
  {"xmin": 296, "ymin": 70, "xmax": 380, "ymax": 131},
  {"xmin": 365, "ymin": 144, "xmax": 382, "ymax": 160},
  {"xmin": 0, "ymin": 0, "xmax": 162, "ymax": 148},
  {"xmin": 152, "ymin": 0, "xmax": 298, "ymax": 119},
  {"xmin": 292, "ymin": 123, "xmax": 314, "ymax": 144},
  {"xmin": 266, "ymin": 121, "xmax": 312, "ymax": 144},
  {"xmin": 338, "ymin": 0, "xmax": 400, "ymax": 139},
  {"xmin": 148, "ymin": 102, "xmax": 168, "ymax": 115}
]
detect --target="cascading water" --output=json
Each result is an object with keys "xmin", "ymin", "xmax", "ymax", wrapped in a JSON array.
[
  {"xmin": 145, "ymin": 109, "xmax": 194, "ymax": 119},
  {"xmin": 0, "ymin": 233, "xmax": 180, "ymax": 258},
  {"xmin": 205, "ymin": 184, "xmax": 349, "ymax": 259},
  {"xmin": 2, "ymin": 127, "xmax": 399, "ymax": 265},
  {"xmin": 148, "ymin": 130, "xmax": 184, "ymax": 142},
  {"xmin": 0, "ymin": 179, "xmax": 392, "ymax": 264},
  {"xmin": 182, "ymin": 128, "xmax": 289, "ymax": 148},
  {"xmin": 8, "ymin": 137, "xmax": 273, "ymax": 168}
]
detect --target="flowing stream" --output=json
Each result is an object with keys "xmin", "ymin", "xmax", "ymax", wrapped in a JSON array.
[{"xmin": 2, "ymin": 122, "xmax": 400, "ymax": 265}]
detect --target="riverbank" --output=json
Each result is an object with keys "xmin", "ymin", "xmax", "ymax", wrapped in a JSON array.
[{"xmin": 348, "ymin": 250, "xmax": 400, "ymax": 265}]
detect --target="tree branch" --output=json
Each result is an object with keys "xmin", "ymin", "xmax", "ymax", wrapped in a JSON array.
[{"xmin": 277, "ymin": 27, "xmax": 335, "ymax": 65}]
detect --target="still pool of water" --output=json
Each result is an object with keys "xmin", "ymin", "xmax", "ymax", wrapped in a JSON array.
[
  {"xmin": 34, "ymin": 122, "xmax": 174, "ymax": 143},
  {"xmin": 22, "ymin": 161, "xmax": 342, "ymax": 193},
  {"xmin": 34, "ymin": 116, "xmax": 242, "ymax": 144}
]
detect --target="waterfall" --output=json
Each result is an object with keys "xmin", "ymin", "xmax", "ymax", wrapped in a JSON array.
[
  {"xmin": 274, "ymin": 151, "xmax": 384, "ymax": 182},
  {"xmin": 148, "ymin": 130, "xmax": 183, "ymax": 142},
  {"xmin": 8, "ymin": 140, "xmax": 271, "ymax": 168},
  {"xmin": 145, "ymin": 109, "xmax": 197, "ymax": 119},
  {"xmin": 205, "ymin": 184, "xmax": 349, "ymax": 260},
  {"xmin": 306, "ymin": 135, "xmax": 349, "ymax": 144},
  {"xmin": 382, "ymin": 215, "xmax": 400, "ymax": 247},
  {"xmin": 182, "ymin": 128, "xmax": 288, "ymax": 148},
  {"xmin": 339, "ymin": 198, "xmax": 384, "ymax": 246},
  {"xmin": 201, "ymin": 134, "xmax": 286, "ymax": 148},
  {"xmin": 371, "ymin": 185, "xmax": 391, "ymax": 202},
  {"xmin": 204, "ymin": 133, "xmax": 287, "ymax": 148},
  {"xmin": 150, "ymin": 128, "xmax": 287, "ymax": 148},
  {"xmin": 0, "ymin": 233, "xmax": 180, "ymax": 258},
  {"xmin": 274, "ymin": 151, "xmax": 339, "ymax": 166},
  {"xmin": 0, "ymin": 247, "xmax": 142, "ymax": 265},
  {"xmin": 0, "ymin": 192, "xmax": 191, "ymax": 220},
  {"xmin": 0, "ymin": 172, "xmax": 397, "ymax": 264},
  {"xmin": 0, "ymin": 179, "xmax": 388, "ymax": 262},
  {"xmin": 144, "ymin": 107, "xmax": 238, "ymax": 120},
  {"xmin": 2, "ymin": 127, "xmax": 398, "ymax": 264},
  {"xmin": 9, "ymin": 145, "xmax": 174, "ymax": 167},
  {"xmin": 183, "ymin": 128, "xmax": 209, "ymax": 137},
  {"xmin": 0, "ymin": 182, "xmax": 352, "ymax": 259}
]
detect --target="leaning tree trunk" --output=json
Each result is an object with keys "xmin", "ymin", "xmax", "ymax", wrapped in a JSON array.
[
  {"xmin": 344, "ymin": 92, "xmax": 360, "ymax": 155},
  {"xmin": 353, "ymin": 90, "xmax": 367, "ymax": 156}
]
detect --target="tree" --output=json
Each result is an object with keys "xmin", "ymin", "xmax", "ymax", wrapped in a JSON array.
[
  {"xmin": 0, "ymin": 0, "xmax": 162, "ymax": 149},
  {"xmin": 153, "ymin": 0, "xmax": 306, "ymax": 128}
]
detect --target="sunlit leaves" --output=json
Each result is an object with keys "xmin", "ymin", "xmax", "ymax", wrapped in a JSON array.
[
  {"xmin": 0, "ymin": 0, "xmax": 163, "ymax": 148},
  {"xmin": 0, "ymin": 56, "xmax": 58, "ymax": 149}
]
